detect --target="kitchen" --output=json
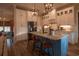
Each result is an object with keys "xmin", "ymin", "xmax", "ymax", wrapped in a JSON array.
[{"xmin": 0, "ymin": 3, "xmax": 79, "ymax": 56}]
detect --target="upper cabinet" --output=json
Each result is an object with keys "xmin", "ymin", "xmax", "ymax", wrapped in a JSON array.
[
  {"xmin": 42, "ymin": 9, "xmax": 56, "ymax": 25},
  {"xmin": 56, "ymin": 6, "xmax": 75, "ymax": 25}
]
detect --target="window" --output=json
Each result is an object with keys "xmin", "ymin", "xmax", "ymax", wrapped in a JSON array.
[
  {"xmin": 57, "ymin": 13, "xmax": 60, "ymax": 16},
  {"xmin": 69, "ymin": 9, "xmax": 72, "ymax": 13},
  {"xmin": 4, "ymin": 26, "xmax": 11, "ymax": 32},
  {"xmin": 0, "ymin": 26, "xmax": 3, "ymax": 32},
  {"xmin": 61, "ymin": 12, "xmax": 63, "ymax": 15},
  {"xmin": 65, "ymin": 11, "xmax": 67, "ymax": 14},
  {"xmin": 0, "ymin": 26, "xmax": 11, "ymax": 32}
]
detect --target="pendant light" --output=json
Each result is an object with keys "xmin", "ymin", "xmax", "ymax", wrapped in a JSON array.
[
  {"xmin": 32, "ymin": 4, "xmax": 38, "ymax": 16},
  {"xmin": 43, "ymin": 3, "xmax": 53, "ymax": 15}
]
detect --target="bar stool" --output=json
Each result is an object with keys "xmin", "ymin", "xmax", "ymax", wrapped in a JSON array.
[
  {"xmin": 32, "ymin": 36, "xmax": 42, "ymax": 55},
  {"xmin": 33, "ymin": 36, "xmax": 41, "ymax": 48},
  {"xmin": 42, "ymin": 39, "xmax": 53, "ymax": 56},
  {"xmin": 32, "ymin": 36, "xmax": 48, "ymax": 56},
  {"xmin": 34, "ymin": 37, "xmax": 52, "ymax": 55}
]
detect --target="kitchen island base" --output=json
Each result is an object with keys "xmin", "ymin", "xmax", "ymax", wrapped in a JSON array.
[{"xmin": 28, "ymin": 32, "xmax": 68, "ymax": 56}]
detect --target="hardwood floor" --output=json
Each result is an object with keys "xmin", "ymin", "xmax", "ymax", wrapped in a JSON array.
[
  {"xmin": 68, "ymin": 43, "xmax": 79, "ymax": 56},
  {"xmin": 8, "ymin": 40, "xmax": 33, "ymax": 56},
  {"xmin": 7, "ymin": 40, "xmax": 79, "ymax": 56}
]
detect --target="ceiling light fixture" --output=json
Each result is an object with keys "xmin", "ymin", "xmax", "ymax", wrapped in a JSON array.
[
  {"xmin": 32, "ymin": 4, "xmax": 38, "ymax": 16},
  {"xmin": 44, "ymin": 3, "xmax": 53, "ymax": 14},
  {"xmin": 44, "ymin": 3, "xmax": 53, "ymax": 9}
]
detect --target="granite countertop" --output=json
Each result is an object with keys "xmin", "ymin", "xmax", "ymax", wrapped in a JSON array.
[{"xmin": 29, "ymin": 31, "xmax": 69, "ymax": 40}]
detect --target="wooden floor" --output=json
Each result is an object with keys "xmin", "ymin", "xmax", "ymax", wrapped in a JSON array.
[
  {"xmin": 8, "ymin": 40, "xmax": 79, "ymax": 56},
  {"xmin": 8, "ymin": 40, "xmax": 33, "ymax": 56},
  {"xmin": 68, "ymin": 43, "xmax": 79, "ymax": 56}
]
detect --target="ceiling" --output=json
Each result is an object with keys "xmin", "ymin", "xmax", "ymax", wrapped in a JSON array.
[
  {"xmin": 0, "ymin": 3, "xmax": 73, "ymax": 21},
  {"xmin": 15, "ymin": 3, "xmax": 68, "ymax": 15},
  {"xmin": 0, "ymin": 4, "xmax": 14, "ymax": 21}
]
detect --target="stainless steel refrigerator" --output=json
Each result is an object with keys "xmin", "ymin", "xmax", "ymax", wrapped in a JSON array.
[{"xmin": 27, "ymin": 21, "xmax": 37, "ymax": 32}]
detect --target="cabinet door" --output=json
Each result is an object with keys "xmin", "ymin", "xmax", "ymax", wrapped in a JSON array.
[
  {"xmin": 61, "ymin": 35, "xmax": 68, "ymax": 56},
  {"xmin": 52, "ymin": 40, "xmax": 61, "ymax": 56},
  {"xmin": 68, "ymin": 32, "xmax": 76, "ymax": 44},
  {"xmin": 57, "ymin": 15, "xmax": 62, "ymax": 25},
  {"xmin": 56, "ymin": 7, "xmax": 75, "ymax": 25}
]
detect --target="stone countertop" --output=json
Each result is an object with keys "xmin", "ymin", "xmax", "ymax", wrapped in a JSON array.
[{"xmin": 29, "ymin": 31, "xmax": 69, "ymax": 40}]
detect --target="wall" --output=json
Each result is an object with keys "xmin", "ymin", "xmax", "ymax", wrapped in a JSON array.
[{"xmin": 74, "ymin": 4, "xmax": 79, "ymax": 44}]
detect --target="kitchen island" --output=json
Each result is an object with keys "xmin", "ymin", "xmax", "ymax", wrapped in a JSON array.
[{"xmin": 28, "ymin": 31, "xmax": 68, "ymax": 56}]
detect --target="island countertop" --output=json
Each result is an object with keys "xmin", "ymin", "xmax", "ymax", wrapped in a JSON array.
[{"xmin": 28, "ymin": 31, "xmax": 69, "ymax": 40}]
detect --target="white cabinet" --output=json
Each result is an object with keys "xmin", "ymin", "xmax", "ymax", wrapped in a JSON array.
[
  {"xmin": 68, "ymin": 32, "xmax": 77, "ymax": 44},
  {"xmin": 56, "ymin": 6, "xmax": 75, "ymax": 25},
  {"xmin": 15, "ymin": 9, "xmax": 28, "ymax": 42},
  {"xmin": 15, "ymin": 9, "xmax": 28, "ymax": 40}
]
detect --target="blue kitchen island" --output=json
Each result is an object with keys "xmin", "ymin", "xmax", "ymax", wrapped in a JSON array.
[{"xmin": 28, "ymin": 32, "xmax": 68, "ymax": 56}]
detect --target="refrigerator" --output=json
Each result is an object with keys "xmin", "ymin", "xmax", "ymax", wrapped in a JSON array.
[{"xmin": 27, "ymin": 21, "xmax": 37, "ymax": 32}]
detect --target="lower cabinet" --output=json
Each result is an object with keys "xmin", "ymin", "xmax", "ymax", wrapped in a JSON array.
[{"xmin": 68, "ymin": 32, "xmax": 77, "ymax": 44}]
